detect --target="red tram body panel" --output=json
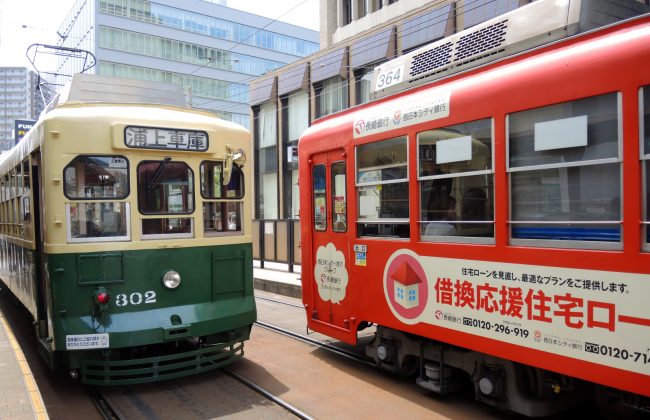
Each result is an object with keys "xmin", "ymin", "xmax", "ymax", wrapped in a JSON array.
[{"xmin": 299, "ymin": 16, "xmax": 650, "ymax": 413}]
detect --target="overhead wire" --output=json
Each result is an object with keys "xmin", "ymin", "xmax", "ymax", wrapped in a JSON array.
[
  {"xmin": 67, "ymin": 0, "xmax": 499, "ymax": 114},
  {"xmin": 199, "ymin": 0, "xmax": 513, "ymax": 116},
  {"xmin": 49, "ymin": 0, "xmax": 521, "ymax": 123}
]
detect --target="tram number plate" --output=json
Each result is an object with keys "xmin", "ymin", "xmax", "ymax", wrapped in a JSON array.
[
  {"xmin": 375, "ymin": 65, "xmax": 404, "ymax": 91},
  {"xmin": 66, "ymin": 333, "xmax": 109, "ymax": 350}
]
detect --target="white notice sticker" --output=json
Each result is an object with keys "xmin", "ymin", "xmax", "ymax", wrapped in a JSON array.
[{"xmin": 66, "ymin": 333, "xmax": 109, "ymax": 350}]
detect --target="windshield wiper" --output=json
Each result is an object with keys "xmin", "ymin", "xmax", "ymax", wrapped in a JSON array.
[{"xmin": 148, "ymin": 157, "xmax": 171, "ymax": 190}]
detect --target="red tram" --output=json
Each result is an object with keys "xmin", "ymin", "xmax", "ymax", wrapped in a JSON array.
[{"xmin": 299, "ymin": 11, "xmax": 650, "ymax": 417}]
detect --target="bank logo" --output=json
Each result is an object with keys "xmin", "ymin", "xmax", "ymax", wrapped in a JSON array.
[{"xmin": 354, "ymin": 120, "xmax": 365, "ymax": 136}]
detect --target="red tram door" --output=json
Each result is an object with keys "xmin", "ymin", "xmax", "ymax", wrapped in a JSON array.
[{"xmin": 309, "ymin": 150, "xmax": 353, "ymax": 336}]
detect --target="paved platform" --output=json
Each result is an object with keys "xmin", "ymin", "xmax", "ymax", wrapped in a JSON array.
[
  {"xmin": 253, "ymin": 261, "xmax": 302, "ymax": 299},
  {"xmin": 0, "ymin": 312, "xmax": 48, "ymax": 420}
]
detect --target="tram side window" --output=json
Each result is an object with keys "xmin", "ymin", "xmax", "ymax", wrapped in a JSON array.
[
  {"xmin": 21, "ymin": 160, "xmax": 30, "ymax": 223},
  {"xmin": 138, "ymin": 160, "xmax": 194, "ymax": 238},
  {"xmin": 201, "ymin": 160, "xmax": 244, "ymax": 235},
  {"xmin": 508, "ymin": 93, "xmax": 620, "ymax": 246},
  {"xmin": 313, "ymin": 165, "xmax": 327, "ymax": 231},
  {"xmin": 356, "ymin": 137, "xmax": 409, "ymax": 238},
  {"xmin": 641, "ymin": 86, "xmax": 650, "ymax": 249},
  {"xmin": 418, "ymin": 119, "xmax": 494, "ymax": 242},
  {"xmin": 64, "ymin": 156, "xmax": 130, "ymax": 242}
]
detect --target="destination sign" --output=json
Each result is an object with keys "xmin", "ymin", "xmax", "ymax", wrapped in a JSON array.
[{"xmin": 125, "ymin": 126, "xmax": 208, "ymax": 151}]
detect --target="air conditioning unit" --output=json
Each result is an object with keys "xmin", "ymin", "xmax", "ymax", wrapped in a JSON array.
[{"xmin": 372, "ymin": 0, "xmax": 650, "ymax": 99}]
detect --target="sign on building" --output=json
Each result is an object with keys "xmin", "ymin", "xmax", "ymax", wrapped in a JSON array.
[{"xmin": 14, "ymin": 120, "xmax": 36, "ymax": 144}]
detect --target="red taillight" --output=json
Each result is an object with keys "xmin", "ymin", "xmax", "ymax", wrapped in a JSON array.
[{"xmin": 96, "ymin": 291, "xmax": 110, "ymax": 305}]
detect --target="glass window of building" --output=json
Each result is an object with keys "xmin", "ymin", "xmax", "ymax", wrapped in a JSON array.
[
  {"xmin": 315, "ymin": 76, "xmax": 349, "ymax": 118},
  {"xmin": 356, "ymin": 0, "xmax": 367, "ymax": 19},
  {"xmin": 99, "ymin": 0, "xmax": 319, "ymax": 57},
  {"xmin": 286, "ymin": 91, "xmax": 309, "ymax": 142},
  {"xmin": 356, "ymin": 137, "xmax": 409, "ymax": 238},
  {"xmin": 418, "ymin": 119, "xmax": 494, "ymax": 242},
  {"xmin": 342, "ymin": 0, "xmax": 352, "ymax": 25},
  {"xmin": 354, "ymin": 67, "xmax": 372, "ymax": 105},
  {"xmin": 98, "ymin": 26, "xmax": 284, "ymax": 77},
  {"xmin": 463, "ymin": 0, "xmax": 519, "ymax": 29},
  {"xmin": 283, "ymin": 90, "xmax": 309, "ymax": 218},
  {"xmin": 256, "ymin": 102, "xmax": 278, "ymax": 219},
  {"xmin": 508, "ymin": 93, "xmax": 621, "ymax": 247}
]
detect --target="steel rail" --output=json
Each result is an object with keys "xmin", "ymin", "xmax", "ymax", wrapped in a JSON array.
[
  {"xmin": 254, "ymin": 294, "xmax": 304, "ymax": 309},
  {"xmin": 87, "ymin": 386, "xmax": 123, "ymax": 420},
  {"xmin": 222, "ymin": 368, "xmax": 314, "ymax": 420},
  {"xmin": 254, "ymin": 320, "xmax": 376, "ymax": 368}
]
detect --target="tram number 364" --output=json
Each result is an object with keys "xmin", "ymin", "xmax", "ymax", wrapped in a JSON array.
[
  {"xmin": 115, "ymin": 291, "xmax": 157, "ymax": 307},
  {"xmin": 375, "ymin": 65, "xmax": 403, "ymax": 90}
]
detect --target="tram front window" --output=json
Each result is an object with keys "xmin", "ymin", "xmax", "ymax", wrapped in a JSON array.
[
  {"xmin": 67, "ymin": 202, "xmax": 129, "ymax": 241},
  {"xmin": 137, "ymin": 160, "xmax": 194, "ymax": 237},
  {"xmin": 201, "ymin": 160, "xmax": 244, "ymax": 235},
  {"xmin": 64, "ymin": 155, "xmax": 130, "ymax": 242}
]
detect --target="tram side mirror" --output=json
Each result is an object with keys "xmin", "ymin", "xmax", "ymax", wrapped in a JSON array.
[
  {"xmin": 223, "ymin": 154, "xmax": 233, "ymax": 186},
  {"xmin": 222, "ymin": 145, "xmax": 246, "ymax": 186}
]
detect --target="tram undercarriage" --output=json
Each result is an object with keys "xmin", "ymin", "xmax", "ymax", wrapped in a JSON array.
[{"xmin": 365, "ymin": 325, "xmax": 648, "ymax": 418}]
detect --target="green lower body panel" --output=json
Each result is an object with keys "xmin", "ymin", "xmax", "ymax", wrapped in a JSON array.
[
  {"xmin": 80, "ymin": 326, "xmax": 249, "ymax": 385},
  {"xmin": 44, "ymin": 243, "xmax": 256, "ymax": 384}
]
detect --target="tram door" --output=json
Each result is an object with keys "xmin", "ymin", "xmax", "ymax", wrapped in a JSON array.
[
  {"xmin": 310, "ymin": 150, "xmax": 352, "ymax": 331},
  {"xmin": 31, "ymin": 152, "xmax": 48, "ymax": 339}
]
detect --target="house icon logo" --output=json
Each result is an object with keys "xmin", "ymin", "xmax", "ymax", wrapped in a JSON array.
[
  {"xmin": 384, "ymin": 250, "xmax": 428, "ymax": 322},
  {"xmin": 391, "ymin": 261, "xmax": 422, "ymax": 309}
]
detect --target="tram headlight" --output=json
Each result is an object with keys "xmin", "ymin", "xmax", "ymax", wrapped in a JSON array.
[{"xmin": 162, "ymin": 270, "xmax": 181, "ymax": 289}]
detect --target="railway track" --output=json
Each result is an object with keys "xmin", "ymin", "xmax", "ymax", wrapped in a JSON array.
[
  {"xmin": 222, "ymin": 368, "xmax": 314, "ymax": 419},
  {"xmin": 87, "ymin": 386, "xmax": 122, "ymax": 420},
  {"xmin": 254, "ymin": 320, "xmax": 376, "ymax": 368}
]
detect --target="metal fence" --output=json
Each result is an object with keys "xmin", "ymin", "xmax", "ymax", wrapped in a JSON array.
[{"xmin": 252, "ymin": 219, "xmax": 301, "ymax": 272}]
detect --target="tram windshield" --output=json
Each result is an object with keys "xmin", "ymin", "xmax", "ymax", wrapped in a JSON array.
[
  {"xmin": 137, "ymin": 160, "xmax": 194, "ymax": 214},
  {"xmin": 138, "ymin": 160, "xmax": 194, "ymax": 237}
]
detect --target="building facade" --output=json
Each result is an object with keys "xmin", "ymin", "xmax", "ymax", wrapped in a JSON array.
[
  {"xmin": 0, "ymin": 67, "xmax": 44, "ymax": 151},
  {"xmin": 250, "ymin": 0, "xmax": 536, "ymax": 222},
  {"xmin": 52, "ymin": 0, "xmax": 319, "ymax": 129}
]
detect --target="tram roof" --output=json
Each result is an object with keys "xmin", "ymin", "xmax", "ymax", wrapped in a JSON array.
[
  {"xmin": 300, "ymin": 12, "xmax": 650, "ymax": 146},
  {"xmin": 0, "ymin": 74, "xmax": 247, "ymax": 175},
  {"xmin": 46, "ymin": 74, "xmax": 187, "ymax": 111}
]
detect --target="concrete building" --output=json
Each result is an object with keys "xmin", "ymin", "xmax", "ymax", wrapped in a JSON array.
[
  {"xmin": 248, "ymin": 0, "xmax": 649, "ymax": 267},
  {"xmin": 51, "ymin": 0, "xmax": 319, "ymax": 129},
  {"xmin": 250, "ymin": 0, "xmax": 533, "ymax": 223},
  {"xmin": 0, "ymin": 67, "xmax": 45, "ymax": 151}
]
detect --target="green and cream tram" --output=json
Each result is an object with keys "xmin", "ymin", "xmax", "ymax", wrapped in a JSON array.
[{"xmin": 0, "ymin": 75, "xmax": 255, "ymax": 384}]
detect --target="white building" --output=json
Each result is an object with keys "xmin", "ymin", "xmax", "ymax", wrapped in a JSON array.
[
  {"xmin": 52, "ymin": 0, "xmax": 319, "ymax": 129},
  {"xmin": 0, "ymin": 67, "xmax": 44, "ymax": 151}
]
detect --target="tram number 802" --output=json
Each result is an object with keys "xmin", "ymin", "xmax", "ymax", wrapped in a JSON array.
[{"xmin": 115, "ymin": 291, "xmax": 157, "ymax": 307}]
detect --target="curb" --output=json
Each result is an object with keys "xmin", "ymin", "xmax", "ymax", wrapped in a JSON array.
[{"xmin": 253, "ymin": 277, "xmax": 302, "ymax": 299}]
